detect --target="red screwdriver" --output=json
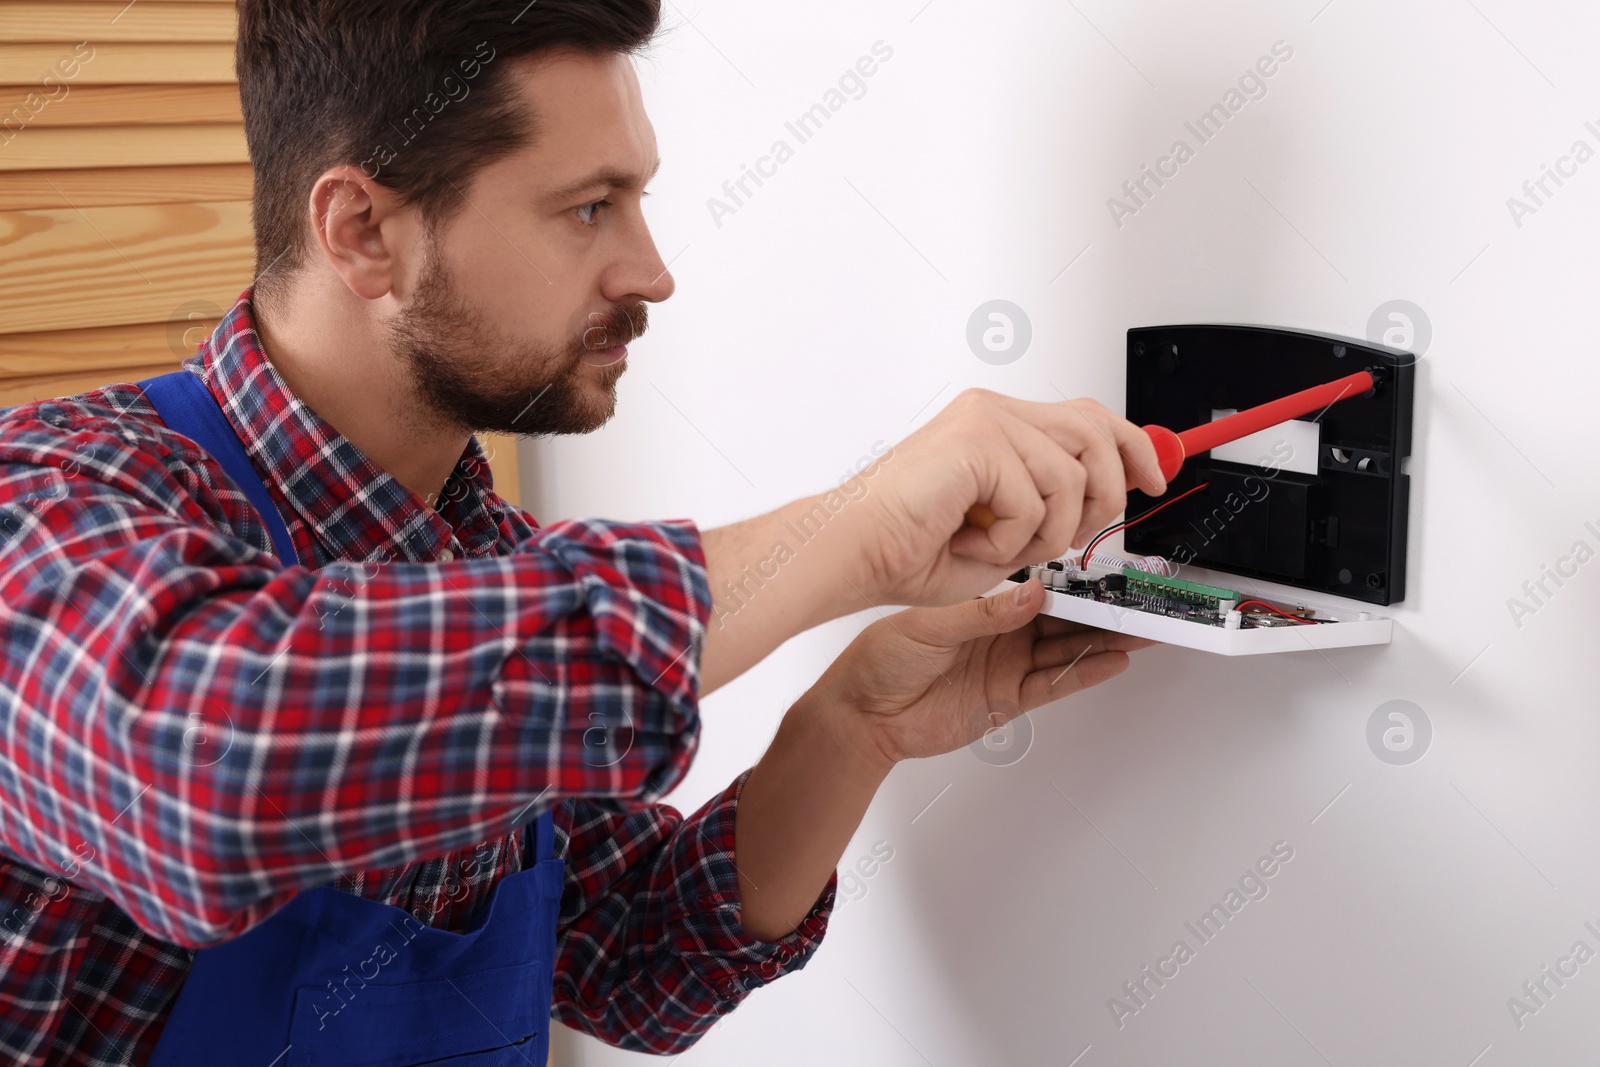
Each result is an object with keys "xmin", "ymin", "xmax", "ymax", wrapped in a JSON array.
[{"xmin": 965, "ymin": 369, "xmax": 1375, "ymax": 528}]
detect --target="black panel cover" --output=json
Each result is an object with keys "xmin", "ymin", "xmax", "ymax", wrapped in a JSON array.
[{"xmin": 1123, "ymin": 324, "xmax": 1413, "ymax": 606}]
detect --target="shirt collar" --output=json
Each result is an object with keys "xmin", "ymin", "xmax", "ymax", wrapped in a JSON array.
[{"xmin": 182, "ymin": 288, "xmax": 508, "ymax": 566}]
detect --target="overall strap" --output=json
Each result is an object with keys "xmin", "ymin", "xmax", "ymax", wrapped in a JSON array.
[
  {"xmin": 535, "ymin": 807, "xmax": 556, "ymax": 863},
  {"xmin": 143, "ymin": 369, "xmax": 560, "ymax": 865},
  {"xmin": 140, "ymin": 371, "xmax": 563, "ymax": 1067},
  {"xmin": 138, "ymin": 370, "xmax": 300, "ymax": 567}
]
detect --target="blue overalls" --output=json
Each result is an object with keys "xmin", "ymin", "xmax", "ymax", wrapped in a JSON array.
[{"xmin": 137, "ymin": 369, "xmax": 563, "ymax": 1067}]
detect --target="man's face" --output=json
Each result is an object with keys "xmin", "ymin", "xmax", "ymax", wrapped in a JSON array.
[{"xmin": 390, "ymin": 48, "xmax": 673, "ymax": 437}]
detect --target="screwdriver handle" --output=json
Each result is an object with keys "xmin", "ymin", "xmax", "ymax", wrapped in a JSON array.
[{"xmin": 965, "ymin": 369, "xmax": 1376, "ymax": 528}]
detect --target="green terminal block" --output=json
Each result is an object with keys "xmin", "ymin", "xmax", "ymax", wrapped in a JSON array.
[{"xmin": 1120, "ymin": 568, "xmax": 1243, "ymax": 607}]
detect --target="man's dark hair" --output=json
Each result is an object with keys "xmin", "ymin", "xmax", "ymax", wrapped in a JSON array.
[{"xmin": 236, "ymin": 0, "xmax": 662, "ymax": 300}]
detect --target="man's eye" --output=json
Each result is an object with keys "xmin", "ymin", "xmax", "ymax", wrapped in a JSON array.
[{"xmin": 575, "ymin": 199, "xmax": 611, "ymax": 226}]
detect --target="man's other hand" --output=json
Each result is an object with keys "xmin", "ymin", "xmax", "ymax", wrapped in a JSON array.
[{"xmin": 815, "ymin": 578, "xmax": 1156, "ymax": 767}]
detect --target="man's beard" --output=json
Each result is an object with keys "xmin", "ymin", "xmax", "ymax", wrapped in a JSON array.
[{"xmin": 388, "ymin": 251, "xmax": 647, "ymax": 438}]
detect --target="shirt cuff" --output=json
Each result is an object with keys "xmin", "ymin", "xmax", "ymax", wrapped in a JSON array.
[{"xmin": 668, "ymin": 768, "xmax": 836, "ymax": 1009}]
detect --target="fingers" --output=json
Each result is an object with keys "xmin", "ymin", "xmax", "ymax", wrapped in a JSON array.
[
  {"xmin": 949, "ymin": 415, "xmax": 1085, "ymax": 567},
  {"xmin": 999, "ymin": 418, "xmax": 1087, "ymax": 566},
  {"xmin": 938, "ymin": 390, "xmax": 1166, "ymax": 578},
  {"xmin": 1014, "ymin": 626, "xmax": 1155, "ymax": 708},
  {"xmin": 947, "ymin": 433, "xmax": 1050, "ymax": 565},
  {"xmin": 1108, "ymin": 416, "xmax": 1169, "ymax": 499},
  {"xmin": 895, "ymin": 587, "xmax": 1160, "ymax": 661},
  {"xmin": 1030, "ymin": 630, "xmax": 1155, "ymax": 671},
  {"xmin": 991, "ymin": 394, "xmax": 1167, "ymax": 546},
  {"xmin": 897, "ymin": 579, "xmax": 1047, "ymax": 645},
  {"xmin": 1051, "ymin": 404, "xmax": 1132, "ymax": 548},
  {"xmin": 1019, "ymin": 650, "xmax": 1132, "ymax": 707},
  {"xmin": 1033, "ymin": 614, "xmax": 1158, "ymax": 649}
]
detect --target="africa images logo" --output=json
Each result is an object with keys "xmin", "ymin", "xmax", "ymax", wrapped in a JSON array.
[
  {"xmin": 1105, "ymin": 41, "xmax": 1294, "ymax": 229},
  {"xmin": 1107, "ymin": 841, "xmax": 1295, "ymax": 1029}
]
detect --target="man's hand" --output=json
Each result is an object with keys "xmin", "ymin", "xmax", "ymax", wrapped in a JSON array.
[
  {"xmin": 845, "ymin": 389, "xmax": 1167, "ymax": 608},
  {"xmin": 699, "ymin": 390, "xmax": 1166, "ymax": 693},
  {"xmin": 819, "ymin": 577, "xmax": 1153, "ymax": 765},
  {"xmin": 730, "ymin": 577, "xmax": 1153, "ymax": 941}
]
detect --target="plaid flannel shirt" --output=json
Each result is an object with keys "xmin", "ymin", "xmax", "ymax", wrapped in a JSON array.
[{"xmin": 0, "ymin": 289, "xmax": 833, "ymax": 1066}]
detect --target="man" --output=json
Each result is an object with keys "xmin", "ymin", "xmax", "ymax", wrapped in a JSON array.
[{"xmin": 0, "ymin": 2, "xmax": 1167, "ymax": 1064}]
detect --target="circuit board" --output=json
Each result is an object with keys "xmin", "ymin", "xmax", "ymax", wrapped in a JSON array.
[{"xmin": 1008, "ymin": 563, "xmax": 1323, "ymax": 630}]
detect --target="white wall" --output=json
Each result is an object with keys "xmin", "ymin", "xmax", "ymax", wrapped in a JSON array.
[{"xmin": 529, "ymin": 1, "xmax": 1600, "ymax": 1063}]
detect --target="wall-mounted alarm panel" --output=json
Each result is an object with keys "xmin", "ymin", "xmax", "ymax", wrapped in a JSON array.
[{"xmin": 1005, "ymin": 324, "xmax": 1414, "ymax": 656}]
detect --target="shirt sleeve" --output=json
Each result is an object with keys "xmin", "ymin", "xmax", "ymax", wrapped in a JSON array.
[
  {"xmin": 551, "ymin": 770, "xmax": 836, "ymax": 1055},
  {"xmin": 0, "ymin": 409, "xmax": 711, "ymax": 950}
]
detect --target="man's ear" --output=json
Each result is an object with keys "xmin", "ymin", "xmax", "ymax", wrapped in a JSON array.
[{"xmin": 306, "ymin": 165, "xmax": 419, "ymax": 301}]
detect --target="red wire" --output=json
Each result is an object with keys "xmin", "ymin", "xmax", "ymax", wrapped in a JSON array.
[
  {"xmin": 1235, "ymin": 599, "xmax": 1324, "ymax": 624},
  {"xmin": 1080, "ymin": 481, "xmax": 1212, "ymax": 569},
  {"xmin": 1071, "ymin": 484, "xmax": 1327, "ymax": 627}
]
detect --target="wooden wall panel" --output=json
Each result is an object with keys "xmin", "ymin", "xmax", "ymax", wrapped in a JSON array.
[
  {"xmin": 0, "ymin": 3, "xmax": 239, "ymax": 43},
  {"xmin": 0, "ymin": 320, "xmax": 214, "ymax": 380},
  {"xmin": 0, "ymin": 198, "xmax": 253, "ymax": 334},
  {"xmin": 15, "ymin": 85, "xmax": 243, "ymax": 127},
  {"xmin": 478, "ymin": 433, "xmax": 520, "ymax": 501},
  {"xmin": 0, "ymin": 43, "xmax": 237, "ymax": 84},
  {"xmin": 0, "ymin": 125, "xmax": 250, "ymax": 171},
  {"xmin": 0, "ymin": 163, "xmax": 253, "ymax": 211},
  {"xmin": 0, "ymin": 359, "xmax": 175, "ymax": 408}
]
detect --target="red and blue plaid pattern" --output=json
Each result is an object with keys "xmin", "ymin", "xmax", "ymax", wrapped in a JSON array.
[{"xmin": 0, "ymin": 290, "xmax": 833, "ymax": 1065}]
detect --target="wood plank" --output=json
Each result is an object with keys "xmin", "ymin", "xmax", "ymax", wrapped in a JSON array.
[
  {"xmin": 4, "ymin": 84, "xmax": 241, "ymax": 128},
  {"xmin": 0, "ymin": 318, "xmax": 225, "ymax": 380},
  {"xmin": 478, "ymin": 433, "xmax": 521, "ymax": 507},
  {"xmin": 0, "ymin": 3, "xmax": 237, "ymax": 43},
  {"xmin": 0, "ymin": 124, "xmax": 248, "ymax": 171},
  {"xmin": 0, "ymin": 43, "xmax": 236, "ymax": 85},
  {"xmin": 0, "ymin": 361, "xmax": 178, "ymax": 408},
  {"xmin": 0, "ymin": 198, "xmax": 253, "ymax": 334},
  {"xmin": 0, "ymin": 163, "xmax": 252, "ymax": 210}
]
